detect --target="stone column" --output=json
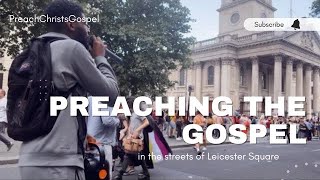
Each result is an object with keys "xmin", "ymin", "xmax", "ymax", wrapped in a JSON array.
[
  {"xmin": 284, "ymin": 58, "xmax": 294, "ymax": 114},
  {"xmin": 313, "ymin": 68, "xmax": 320, "ymax": 116},
  {"xmin": 285, "ymin": 58, "xmax": 293, "ymax": 98},
  {"xmin": 251, "ymin": 56, "xmax": 259, "ymax": 96},
  {"xmin": 273, "ymin": 55, "xmax": 282, "ymax": 102},
  {"xmin": 221, "ymin": 58, "xmax": 231, "ymax": 97},
  {"xmin": 214, "ymin": 60, "xmax": 221, "ymax": 98},
  {"xmin": 194, "ymin": 62, "xmax": 202, "ymax": 101},
  {"xmin": 296, "ymin": 62, "xmax": 303, "ymax": 96},
  {"xmin": 305, "ymin": 65, "xmax": 312, "ymax": 119},
  {"xmin": 233, "ymin": 60, "xmax": 240, "ymax": 111}
]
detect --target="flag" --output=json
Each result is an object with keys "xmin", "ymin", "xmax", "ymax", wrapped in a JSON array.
[{"xmin": 143, "ymin": 115, "xmax": 172, "ymax": 166}]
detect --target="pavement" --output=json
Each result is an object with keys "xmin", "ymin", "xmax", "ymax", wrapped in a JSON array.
[
  {"xmin": 1, "ymin": 133, "xmax": 316, "ymax": 166},
  {"xmin": 151, "ymin": 140, "xmax": 320, "ymax": 180},
  {"xmin": 0, "ymin": 134, "xmax": 232, "ymax": 165},
  {"xmin": 0, "ymin": 137, "xmax": 318, "ymax": 179},
  {"xmin": 0, "ymin": 135, "xmax": 20, "ymax": 165}
]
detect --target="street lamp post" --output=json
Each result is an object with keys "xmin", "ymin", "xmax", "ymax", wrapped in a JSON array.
[{"xmin": 186, "ymin": 85, "xmax": 193, "ymax": 124}]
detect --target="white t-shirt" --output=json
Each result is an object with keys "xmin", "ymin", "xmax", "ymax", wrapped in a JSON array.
[{"xmin": 0, "ymin": 97, "xmax": 7, "ymax": 123}]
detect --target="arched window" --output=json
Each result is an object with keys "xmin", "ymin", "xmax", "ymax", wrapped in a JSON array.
[
  {"xmin": 179, "ymin": 69, "xmax": 185, "ymax": 86},
  {"xmin": 207, "ymin": 66, "xmax": 214, "ymax": 85},
  {"xmin": 240, "ymin": 66, "xmax": 245, "ymax": 86},
  {"xmin": 262, "ymin": 72, "xmax": 267, "ymax": 89}
]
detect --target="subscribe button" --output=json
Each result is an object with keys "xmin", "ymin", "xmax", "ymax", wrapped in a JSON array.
[{"xmin": 244, "ymin": 18, "xmax": 320, "ymax": 31}]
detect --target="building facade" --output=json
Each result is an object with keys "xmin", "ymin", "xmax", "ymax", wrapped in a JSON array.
[
  {"xmin": 0, "ymin": 54, "xmax": 11, "ymax": 92},
  {"xmin": 167, "ymin": 0, "xmax": 320, "ymax": 118}
]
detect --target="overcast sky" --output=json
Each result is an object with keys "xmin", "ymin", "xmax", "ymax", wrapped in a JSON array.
[{"xmin": 180, "ymin": 0, "xmax": 314, "ymax": 41}]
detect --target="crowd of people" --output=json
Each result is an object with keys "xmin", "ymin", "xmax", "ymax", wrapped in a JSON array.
[{"xmin": 151, "ymin": 110, "xmax": 320, "ymax": 153}]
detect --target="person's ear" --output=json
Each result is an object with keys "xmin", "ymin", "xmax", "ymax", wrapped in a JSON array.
[{"xmin": 65, "ymin": 22, "xmax": 76, "ymax": 32}]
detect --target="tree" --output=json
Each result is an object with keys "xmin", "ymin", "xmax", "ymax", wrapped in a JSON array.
[
  {"xmin": 0, "ymin": 0, "xmax": 194, "ymax": 98},
  {"xmin": 310, "ymin": 0, "xmax": 320, "ymax": 17}
]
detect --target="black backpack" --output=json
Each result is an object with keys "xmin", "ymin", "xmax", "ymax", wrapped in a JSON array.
[
  {"xmin": 7, "ymin": 37, "xmax": 78, "ymax": 142},
  {"xmin": 84, "ymin": 143, "xmax": 110, "ymax": 180}
]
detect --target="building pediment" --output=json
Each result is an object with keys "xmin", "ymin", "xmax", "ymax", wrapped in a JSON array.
[
  {"xmin": 217, "ymin": 0, "xmax": 276, "ymax": 12},
  {"xmin": 283, "ymin": 31, "xmax": 320, "ymax": 55}
]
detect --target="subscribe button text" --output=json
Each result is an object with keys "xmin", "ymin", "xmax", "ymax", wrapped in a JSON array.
[{"xmin": 244, "ymin": 18, "xmax": 320, "ymax": 31}]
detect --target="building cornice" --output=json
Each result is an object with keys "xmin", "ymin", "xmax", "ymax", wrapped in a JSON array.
[
  {"xmin": 237, "ymin": 38, "xmax": 320, "ymax": 59},
  {"xmin": 192, "ymin": 43, "xmax": 237, "ymax": 54},
  {"xmin": 280, "ymin": 39, "xmax": 320, "ymax": 60},
  {"xmin": 192, "ymin": 38, "xmax": 320, "ymax": 59},
  {"xmin": 191, "ymin": 37, "xmax": 320, "ymax": 67}
]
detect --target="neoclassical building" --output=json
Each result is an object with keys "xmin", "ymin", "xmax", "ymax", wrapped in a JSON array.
[{"xmin": 167, "ymin": 0, "xmax": 320, "ymax": 118}]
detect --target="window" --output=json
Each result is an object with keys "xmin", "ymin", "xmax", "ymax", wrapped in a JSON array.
[
  {"xmin": 207, "ymin": 66, "xmax": 214, "ymax": 85},
  {"xmin": 262, "ymin": 72, "xmax": 267, "ymax": 89},
  {"xmin": 240, "ymin": 66, "xmax": 245, "ymax": 86},
  {"xmin": 179, "ymin": 69, "xmax": 185, "ymax": 86}
]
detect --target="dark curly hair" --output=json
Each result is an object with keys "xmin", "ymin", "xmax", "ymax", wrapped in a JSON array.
[{"xmin": 45, "ymin": 0, "xmax": 84, "ymax": 32}]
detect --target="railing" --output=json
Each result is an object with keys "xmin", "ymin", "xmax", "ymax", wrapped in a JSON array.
[
  {"xmin": 235, "ymin": 34, "xmax": 253, "ymax": 42},
  {"xmin": 193, "ymin": 37, "xmax": 221, "ymax": 49},
  {"xmin": 256, "ymin": 31, "xmax": 275, "ymax": 39}
]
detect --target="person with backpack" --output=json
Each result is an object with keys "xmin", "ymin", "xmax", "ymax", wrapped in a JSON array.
[
  {"xmin": 7, "ymin": 1, "xmax": 119, "ymax": 179},
  {"xmin": 0, "ymin": 89, "xmax": 13, "ymax": 151},
  {"xmin": 87, "ymin": 96, "xmax": 120, "ymax": 179}
]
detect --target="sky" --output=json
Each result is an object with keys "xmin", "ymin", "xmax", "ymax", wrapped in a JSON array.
[{"xmin": 180, "ymin": 0, "xmax": 315, "ymax": 41}]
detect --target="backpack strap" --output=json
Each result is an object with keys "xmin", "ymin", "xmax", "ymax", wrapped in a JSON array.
[
  {"xmin": 55, "ymin": 85, "xmax": 87, "ymax": 157},
  {"xmin": 77, "ymin": 110, "xmax": 87, "ymax": 156},
  {"xmin": 40, "ymin": 36, "xmax": 87, "ymax": 157},
  {"xmin": 68, "ymin": 85, "xmax": 87, "ymax": 157}
]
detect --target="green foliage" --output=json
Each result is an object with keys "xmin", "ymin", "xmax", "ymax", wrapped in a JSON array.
[
  {"xmin": 310, "ymin": 0, "xmax": 320, "ymax": 17},
  {"xmin": 0, "ymin": 0, "xmax": 194, "ymax": 97},
  {"xmin": 0, "ymin": 0, "xmax": 48, "ymax": 57}
]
